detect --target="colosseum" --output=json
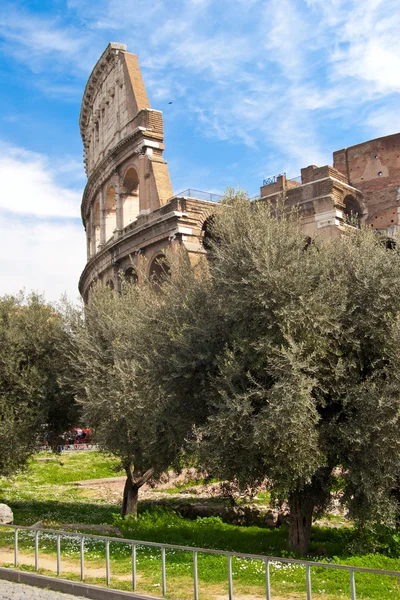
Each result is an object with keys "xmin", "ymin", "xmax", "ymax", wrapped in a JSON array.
[{"xmin": 79, "ymin": 43, "xmax": 400, "ymax": 299}]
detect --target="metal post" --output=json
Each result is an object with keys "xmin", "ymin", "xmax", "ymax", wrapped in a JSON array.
[
  {"xmin": 56, "ymin": 534, "xmax": 61, "ymax": 576},
  {"xmin": 132, "ymin": 544, "xmax": 137, "ymax": 591},
  {"xmin": 161, "ymin": 546, "xmax": 166, "ymax": 596},
  {"xmin": 105, "ymin": 540, "xmax": 110, "ymax": 585},
  {"xmin": 193, "ymin": 551, "xmax": 198, "ymax": 600},
  {"xmin": 265, "ymin": 559, "xmax": 270, "ymax": 600},
  {"xmin": 228, "ymin": 555, "xmax": 233, "ymax": 600},
  {"xmin": 80, "ymin": 536, "xmax": 85, "ymax": 581},
  {"xmin": 350, "ymin": 570, "xmax": 356, "ymax": 600},
  {"xmin": 34, "ymin": 530, "xmax": 39, "ymax": 571},
  {"xmin": 14, "ymin": 529, "xmax": 18, "ymax": 567},
  {"xmin": 306, "ymin": 564, "xmax": 312, "ymax": 600}
]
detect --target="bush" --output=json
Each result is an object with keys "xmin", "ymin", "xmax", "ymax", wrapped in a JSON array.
[{"xmin": 347, "ymin": 526, "xmax": 400, "ymax": 557}]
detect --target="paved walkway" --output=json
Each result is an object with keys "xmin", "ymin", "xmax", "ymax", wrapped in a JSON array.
[{"xmin": 0, "ymin": 580, "xmax": 87, "ymax": 599}]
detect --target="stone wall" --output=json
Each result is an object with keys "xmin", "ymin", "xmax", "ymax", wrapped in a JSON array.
[{"xmin": 333, "ymin": 133, "xmax": 400, "ymax": 233}]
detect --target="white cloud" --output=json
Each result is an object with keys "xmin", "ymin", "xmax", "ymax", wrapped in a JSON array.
[
  {"xmin": 0, "ymin": 5, "xmax": 98, "ymax": 74},
  {"xmin": 0, "ymin": 142, "xmax": 86, "ymax": 301},
  {"xmin": 263, "ymin": 0, "xmax": 311, "ymax": 79},
  {"xmin": 0, "ymin": 214, "xmax": 85, "ymax": 302},
  {"xmin": 367, "ymin": 107, "xmax": 400, "ymax": 137},
  {"xmin": 0, "ymin": 143, "xmax": 81, "ymax": 218},
  {"xmin": 307, "ymin": 0, "xmax": 400, "ymax": 94}
]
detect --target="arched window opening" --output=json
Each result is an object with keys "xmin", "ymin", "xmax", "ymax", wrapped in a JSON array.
[
  {"xmin": 105, "ymin": 186, "xmax": 117, "ymax": 241},
  {"xmin": 303, "ymin": 236, "xmax": 313, "ymax": 251},
  {"xmin": 106, "ymin": 278, "xmax": 115, "ymax": 290},
  {"xmin": 384, "ymin": 237, "xmax": 396, "ymax": 250},
  {"xmin": 124, "ymin": 267, "xmax": 138, "ymax": 285},
  {"xmin": 149, "ymin": 254, "xmax": 170, "ymax": 290},
  {"xmin": 94, "ymin": 202, "xmax": 100, "ymax": 250},
  {"xmin": 122, "ymin": 168, "xmax": 140, "ymax": 228},
  {"xmin": 201, "ymin": 216, "xmax": 218, "ymax": 251},
  {"xmin": 343, "ymin": 195, "xmax": 362, "ymax": 228}
]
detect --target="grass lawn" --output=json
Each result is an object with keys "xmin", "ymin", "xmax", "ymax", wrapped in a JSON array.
[
  {"xmin": 0, "ymin": 452, "xmax": 399, "ymax": 599},
  {"xmin": 0, "ymin": 451, "xmax": 121, "ymax": 524}
]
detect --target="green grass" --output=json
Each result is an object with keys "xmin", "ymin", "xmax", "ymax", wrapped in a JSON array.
[
  {"xmin": 0, "ymin": 451, "xmax": 121, "ymax": 525},
  {"xmin": 0, "ymin": 452, "xmax": 399, "ymax": 599},
  {"xmin": 1, "ymin": 515, "xmax": 399, "ymax": 599},
  {"xmin": 19, "ymin": 451, "xmax": 122, "ymax": 485}
]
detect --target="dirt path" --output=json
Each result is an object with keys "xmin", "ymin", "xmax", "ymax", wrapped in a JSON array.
[
  {"xmin": 0, "ymin": 548, "xmax": 131, "ymax": 581},
  {"xmin": 0, "ymin": 549, "xmax": 331, "ymax": 600}
]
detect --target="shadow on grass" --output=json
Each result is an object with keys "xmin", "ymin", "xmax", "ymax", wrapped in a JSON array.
[
  {"xmin": 118, "ymin": 508, "xmax": 356, "ymax": 558},
  {"xmin": 1, "ymin": 498, "xmax": 118, "ymax": 526},
  {"xmin": 0, "ymin": 495, "xmax": 356, "ymax": 560}
]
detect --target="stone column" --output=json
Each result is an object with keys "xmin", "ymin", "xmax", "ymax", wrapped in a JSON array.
[
  {"xmin": 113, "ymin": 262, "xmax": 121, "ymax": 293},
  {"xmin": 90, "ymin": 208, "xmax": 97, "ymax": 257},
  {"xmin": 86, "ymin": 225, "xmax": 91, "ymax": 261},
  {"xmin": 99, "ymin": 188, "xmax": 106, "ymax": 246},
  {"xmin": 115, "ymin": 171, "xmax": 124, "ymax": 234},
  {"xmin": 116, "ymin": 191, "xmax": 123, "ymax": 233}
]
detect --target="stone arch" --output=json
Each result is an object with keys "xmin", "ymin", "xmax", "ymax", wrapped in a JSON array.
[
  {"xmin": 105, "ymin": 186, "xmax": 117, "ymax": 241},
  {"xmin": 343, "ymin": 195, "xmax": 362, "ymax": 227},
  {"xmin": 149, "ymin": 253, "xmax": 170, "ymax": 289},
  {"xmin": 122, "ymin": 167, "xmax": 140, "ymax": 227},
  {"xmin": 124, "ymin": 266, "xmax": 138, "ymax": 284},
  {"xmin": 201, "ymin": 215, "xmax": 217, "ymax": 251}
]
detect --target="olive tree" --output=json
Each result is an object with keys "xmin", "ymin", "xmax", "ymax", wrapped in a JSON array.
[
  {"xmin": 138, "ymin": 192, "xmax": 400, "ymax": 554},
  {"xmin": 67, "ymin": 260, "xmax": 213, "ymax": 517},
  {"xmin": 71, "ymin": 192, "xmax": 400, "ymax": 551},
  {"xmin": 190, "ymin": 195, "xmax": 400, "ymax": 554},
  {"xmin": 0, "ymin": 292, "xmax": 78, "ymax": 476}
]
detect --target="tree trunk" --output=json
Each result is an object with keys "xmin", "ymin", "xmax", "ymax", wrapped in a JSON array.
[
  {"xmin": 121, "ymin": 463, "xmax": 154, "ymax": 518},
  {"xmin": 121, "ymin": 477, "xmax": 140, "ymax": 518},
  {"xmin": 288, "ymin": 491, "xmax": 314, "ymax": 555}
]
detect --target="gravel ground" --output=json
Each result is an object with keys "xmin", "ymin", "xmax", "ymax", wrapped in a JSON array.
[{"xmin": 0, "ymin": 580, "xmax": 87, "ymax": 600}]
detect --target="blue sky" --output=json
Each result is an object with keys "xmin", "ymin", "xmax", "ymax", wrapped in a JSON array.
[{"xmin": 0, "ymin": 0, "xmax": 399, "ymax": 301}]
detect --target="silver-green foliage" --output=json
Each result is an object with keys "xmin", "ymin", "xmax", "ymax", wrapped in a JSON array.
[
  {"xmin": 198, "ymin": 195, "xmax": 400, "ymax": 527},
  {"xmin": 0, "ymin": 293, "xmax": 77, "ymax": 475},
  {"xmin": 74, "ymin": 193, "xmax": 400, "ymax": 545}
]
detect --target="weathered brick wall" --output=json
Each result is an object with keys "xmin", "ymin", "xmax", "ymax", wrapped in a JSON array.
[{"xmin": 333, "ymin": 133, "xmax": 400, "ymax": 227}]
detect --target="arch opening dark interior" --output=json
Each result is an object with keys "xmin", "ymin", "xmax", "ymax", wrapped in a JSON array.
[{"xmin": 343, "ymin": 195, "xmax": 362, "ymax": 227}]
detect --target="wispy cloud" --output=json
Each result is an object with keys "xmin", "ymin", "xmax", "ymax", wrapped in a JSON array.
[
  {"xmin": 0, "ymin": 213, "xmax": 85, "ymax": 302},
  {"xmin": 0, "ymin": 142, "xmax": 81, "ymax": 218},
  {"xmin": 0, "ymin": 141, "xmax": 85, "ymax": 300},
  {"xmin": 0, "ymin": 4, "xmax": 98, "ymax": 74}
]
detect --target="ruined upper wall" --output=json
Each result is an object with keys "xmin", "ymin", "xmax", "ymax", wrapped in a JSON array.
[
  {"xmin": 79, "ymin": 43, "xmax": 151, "ymax": 177},
  {"xmin": 333, "ymin": 133, "xmax": 400, "ymax": 228}
]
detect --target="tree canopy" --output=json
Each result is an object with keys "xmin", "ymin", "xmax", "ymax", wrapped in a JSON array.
[
  {"xmin": 0, "ymin": 292, "xmax": 78, "ymax": 477},
  {"xmin": 79, "ymin": 193, "xmax": 400, "ymax": 553}
]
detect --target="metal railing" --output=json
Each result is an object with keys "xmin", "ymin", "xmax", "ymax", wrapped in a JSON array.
[
  {"xmin": 262, "ymin": 173, "xmax": 286, "ymax": 186},
  {"xmin": 174, "ymin": 189, "xmax": 223, "ymax": 203},
  {"xmin": 1, "ymin": 524, "xmax": 400, "ymax": 599}
]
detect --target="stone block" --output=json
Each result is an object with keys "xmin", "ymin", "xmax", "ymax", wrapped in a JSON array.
[{"xmin": 0, "ymin": 504, "xmax": 13, "ymax": 524}]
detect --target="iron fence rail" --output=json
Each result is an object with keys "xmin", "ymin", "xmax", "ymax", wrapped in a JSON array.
[
  {"xmin": 173, "ymin": 189, "xmax": 222, "ymax": 203},
  {"xmin": 1, "ymin": 524, "xmax": 400, "ymax": 600}
]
